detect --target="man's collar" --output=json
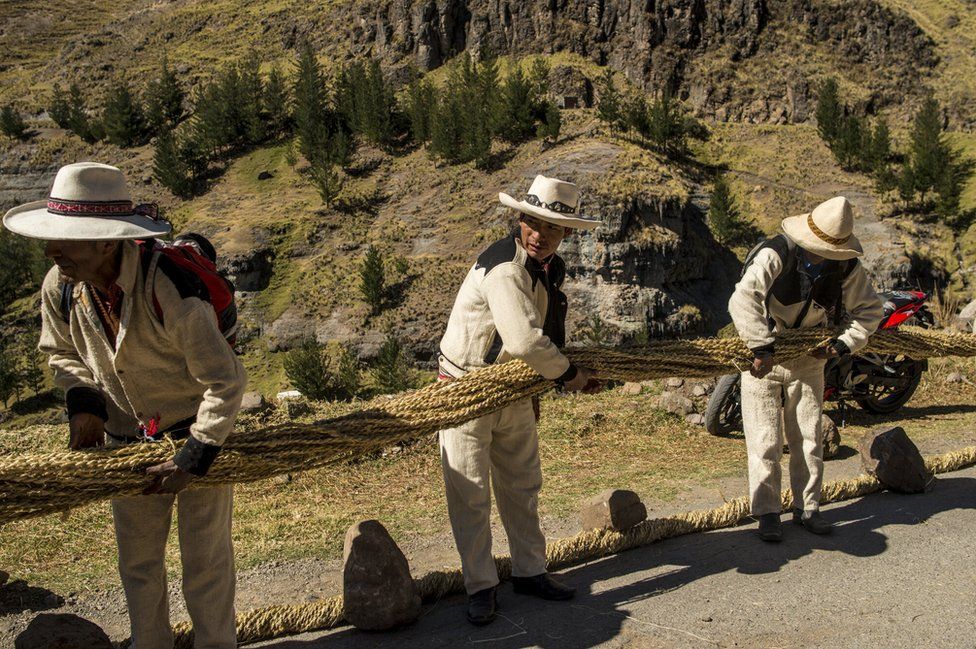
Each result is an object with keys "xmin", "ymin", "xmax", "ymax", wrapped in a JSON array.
[{"xmin": 115, "ymin": 240, "xmax": 141, "ymax": 293}]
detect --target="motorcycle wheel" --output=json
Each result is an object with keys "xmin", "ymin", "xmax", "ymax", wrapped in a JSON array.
[
  {"xmin": 855, "ymin": 359, "xmax": 924, "ymax": 414},
  {"xmin": 704, "ymin": 374, "xmax": 742, "ymax": 436}
]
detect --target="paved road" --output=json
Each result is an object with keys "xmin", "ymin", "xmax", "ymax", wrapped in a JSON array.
[{"xmin": 255, "ymin": 467, "xmax": 976, "ymax": 649}]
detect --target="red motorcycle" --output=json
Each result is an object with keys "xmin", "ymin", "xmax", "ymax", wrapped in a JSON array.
[{"xmin": 704, "ymin": 290, "xmax": 934, "ymax": 436}]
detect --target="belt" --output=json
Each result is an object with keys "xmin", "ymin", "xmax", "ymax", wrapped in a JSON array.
[{"xmin": 106, "ymin": 415, "xmax": 195, "ymax": 444}]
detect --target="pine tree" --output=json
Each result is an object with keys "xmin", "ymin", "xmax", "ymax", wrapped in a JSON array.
[
  {"xmin": 497, "ymin": 66, "xmax": 536, "ymax": 143},
  {"xmin": 624, "ymin": 93, "xmax": 649, "ymax": 140},
  {"xmin": 527, "ymin": 58, "xmax": 550, "ymax": 101},
  {"xmin": 371, "ymin": 331, "xmax": 411, "ymax": 394},
  {"xmin": 0, "ymin": 229, "xmax": 44, "ymax": 310},
  {"xmin": 0, "ymin": 106, "xmax": 27, "ymax": 140},
  {"xmin": 865, "ymin": 119, "xmax": 891, "ymax": 173},
  {"xmin": 187, "ymin": 80, "xmax": 226, "ymax": 158},
  {"xmin": 708, "ymin": 175, "xmax": 746, "ymax": 245},
  {"xmin": 815, "ymin": 77, "xmax": 842, "ymax": 145},
  {"xmin": 293, "ymin": 43, "xmax": 348, "ymax": 169},
  {"xmin": 647, "ymin": 89, "xmax": 686, "ymax": 156},
  {"xmin": 17, "ymin": 338, "xmax": 45, "ymax": 397},
  {"xmin": 238, "ymin": 54, "xmax": 266, "ymax": 145},
  {"xmin": 0, "ymin": 349, "xmax": 21, "ymax": 408},
  {"xmin": 144, "ymin": 54, "xmax": 185, "ymax": 135},
  {"xmin": 310, "ymin": 161, "xmax": 343, "ymax": 205},
  {"xmin": 537, "ymin": 99, "xmax": 561, "ymax": 143},
  {"xmin": 282, "ymin": 340, "xmax": 333, "ymax": 401},
  {"xmin": 596, "ymin": 68, "xmax": 622, "ymax": 133},
  {"xmin": 467, "ymin": 56, "xmax": 498, "ymax": 168},
  {"xmin": 909, "ymin": 97, "xmax": 949, "ymax": 203},
  {"xmin": 404, "ymin": 75, "xmax": 437, "ymax": 143},
  {"xmin": 263, "ymin": 64, "xmax": 291, "ymax": 137},
  {"xmin": 102, "ymin": 79, "xmax": 146, "ymax": 147},
  {"xmin": 359, "ymin": 244, "xmax": 385, "ymax": 316},
  {"xmin": 429, "ymin": 92, "xmax": 463, "ymax": 162},
  {"xmin": 153, "ymin": 128, "xmax": 196, "ymax": 199},
  {"xmin": 832, "ymin": 112, "xmax": 867, "ymax": 171},
  {"xmin": 49, "ymin": 84, "xmax": 72, "ymax": 129},
  {"xmin": 362, "ymin": 59, "xmax": 394, "ymax": 145},
  {"xmin": 67, "ymin": 83, "xmax": 97, "ymax": 142},
  {"xmin": 897, "ymin": 161, "xmax": 917, "ymax": 206}
]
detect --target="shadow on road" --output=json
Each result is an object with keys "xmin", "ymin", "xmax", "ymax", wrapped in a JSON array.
[{"xmin": 255, "ymin": 476, "xmax": 976, "ymax": 649}]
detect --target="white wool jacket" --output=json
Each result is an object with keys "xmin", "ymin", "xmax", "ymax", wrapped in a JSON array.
[
  {"xmin": 729, "ymin": 234, "xmax": 884, "ymax": 357},
  {"xmin": 39, "ymin": 240, "xmax": 247, "ymax": 476},
  {"xmin": 438, "ymin": 234, "xmax": 577, "ymax": 382}
]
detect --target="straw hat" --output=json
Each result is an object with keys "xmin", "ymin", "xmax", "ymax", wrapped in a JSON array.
[
  {"xmin": 780, "ymin": 196, "xmax": 863, "ymax": 260},
  {"xmin": 499, "ymin": 175, "xmax": 601, "ymax": 230},
  {"xmin": 3, "ymin": 162, "xmax": 171, "ymax": 241}
]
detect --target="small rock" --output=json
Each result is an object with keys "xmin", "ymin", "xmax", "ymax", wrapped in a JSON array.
[
  {"xmin": 276, "ymin": 389, "xmax": 303, "ymax": 402},
  {"xmin": 343, "ymin": 520, "xmax": 421, "ymax": 631},
  {"xmin": 257, "ymin": 170, "xmax": 274, "ymax": 181},
  {"xmin": 580, "ymin": 489, "xmax": 647, "ymax": 532},
  {"xmin": 274, "ymin": 473, "xmax": 293, "ymax": 484},
  {"xmin": 685, "ymin": 413, "xmax": 706, "ymax": 426},
  {"xmin": 240, "ymin": 391, "xmax": 267, "ymax": 412},
  {"xmin": 691, "ymin": 384, "xmax": 707, "ymax": 398},
  {"xmin": 946, "ymin": 372, "xmax": 965, "ymax": 384},
  {"xmin": 859, "ymin": 427, "xmax": 931, "ymax": 493},
  {"xmin": 666, "ymin": 378, "xmax": 684, "ymax": 389},
  {"xmin": 43, "ymin": 593, "xmax": 63, "ymax": 608},
  {"xmin": 15, "ymin": 613, "xmax": 112, "ymax": 649},
  {"xmin": 656, "ymin": 391, "xmax": 695, "ymax": 416},
  {"xmin": 701, "ymin": 616, "xmax": 713, "ymax": 623},
  {"xmin": 620, "ymin": 381, "xmax": 642, "ymax": 395},
  {"xmin": 821, "ymin": 414, "xmax": 840, "ymax": 459}
]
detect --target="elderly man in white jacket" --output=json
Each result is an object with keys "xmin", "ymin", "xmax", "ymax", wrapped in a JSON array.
[
  {"xmin": 4, "ymin": 162, "xmax": 246, "ymax": 649},
  {"xmin": 729, "ymin": 196, "xmax": 883, "ymax": 542},
  {"xmin": 437, "ymin": 175, "xmax": 601, "ymax": 626}
]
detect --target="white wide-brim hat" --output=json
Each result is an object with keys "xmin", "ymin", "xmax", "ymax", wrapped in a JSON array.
[
  {"xmin": 499, "ymin": 174, "xmax": 601, "ymax": 230},
  {"xmin": 781, "ymin": 196, "xmax": 863, "ymax": 261},
  {"xmin": 3, "ymin": 161, "xmax": 171, "ymax": 241}
]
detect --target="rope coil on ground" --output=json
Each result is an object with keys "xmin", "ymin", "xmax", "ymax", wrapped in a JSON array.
[
  {"xmin": 2, "ymin": 327, "xmax": 976, "ymax": 524},
  {"xmin": 163, "ymin": 445, "xmax": 976, "ymax": 647}
]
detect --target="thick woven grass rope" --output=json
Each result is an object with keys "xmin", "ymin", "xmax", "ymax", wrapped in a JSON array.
[
  {"xmin": 2, "ymin": 327, "xmax": 975, "ymax": 525},
  {"xmin": 161, "ymin": 445, "xmax": 976, "ymax": 647}
]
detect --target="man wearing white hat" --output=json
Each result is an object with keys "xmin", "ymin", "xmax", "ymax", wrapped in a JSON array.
[
  {"xmin": 4, "ymin": 162, "xmax": 246, "ymax": 648},
  {"xmin": 438, "ymin": 175, "xmax": 601, "ymax": 625},
  {"xmin": 729, "ymin": 196, "xmax": 883, "ymax": 542}
]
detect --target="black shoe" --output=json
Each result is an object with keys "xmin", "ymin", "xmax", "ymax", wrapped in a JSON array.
[
  {"xmin": 467, "ymin": 586, "xmax": 497, "ymax": 626},
  {"xmin": 511, "ymin": 573, "xmax": 576, "ymax": 601},
  {"xmin": 757, "ymin": 513, "xmax": 783, "ymax": 542},
  {"xmin": 792, "ymin": 509, "xmax": 832, "ymax": 535}
]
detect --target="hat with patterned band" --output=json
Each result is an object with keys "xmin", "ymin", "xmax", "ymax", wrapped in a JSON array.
[
  {"xmin": 499, "ymin": 174, "xmax": 601, "ymax": 230},
  {"xmin": 3, "ymin": 162, "xmax": 171, "ymax": 241},
  {"xmin": 780, "ymin": 196, "xmax": 863, "ymax": 261}
]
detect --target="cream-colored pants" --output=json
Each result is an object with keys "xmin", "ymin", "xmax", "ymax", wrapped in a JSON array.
[
  {"xmin": 111, "ymin": 485, "xmax": 236, "ymax": 649},
  {"xmin": 439, "ymin": 397, "xmax": 547, "ymax": 594},
  {"xmin": 741, "ymin": 354, "xmax": 826, "ymax": 516}
]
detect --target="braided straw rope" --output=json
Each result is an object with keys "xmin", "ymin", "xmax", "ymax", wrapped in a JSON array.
[
  {"xmin": 3, "ymin": 327, "xmax": 976, "ymax": 525},
  {"xmin": 162, "ymin": 445, "xmax": 976, "ymax": 647}
]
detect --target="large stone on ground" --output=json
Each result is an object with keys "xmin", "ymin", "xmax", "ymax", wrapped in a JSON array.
[
  {"xmin": 821, "ymin": 414, "xmax": 841, "ymax": 459},
  {"xmin": 656, "ymin": 391, "xmax": 695, "ymax": 416},
  {"xmin": 240, "ymin": 391, "xmax": 267, "ymax": 412},
  {"xmin": 619, "ymin": 382, "xmax": 642, "ymax": 395},
  {"xmin": 15, "ymin": 613, "xmax": 112, "ymax": 649},
  {"xmin": 859, "ymin": 427, "xmax": 931, "ymax": 493},
  {"xmin": 343, "ymin": 520, "xmax": 420, "ymax": 631},
  {"xmin": 581, "ymin": 489, "xmax": 648, "ymax": 532}
]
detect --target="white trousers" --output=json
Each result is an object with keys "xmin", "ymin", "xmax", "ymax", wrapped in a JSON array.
[
  {"xmin": 112, "ymin": 485, "xmax": 236, "ymax": 649},
  {"xmin": 439, "ymin": 397, "xmax": 548, "ymax": 594},
  {"xmin": 741, "ymin": 355, "xmax": 826, "ymax": 516}
]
